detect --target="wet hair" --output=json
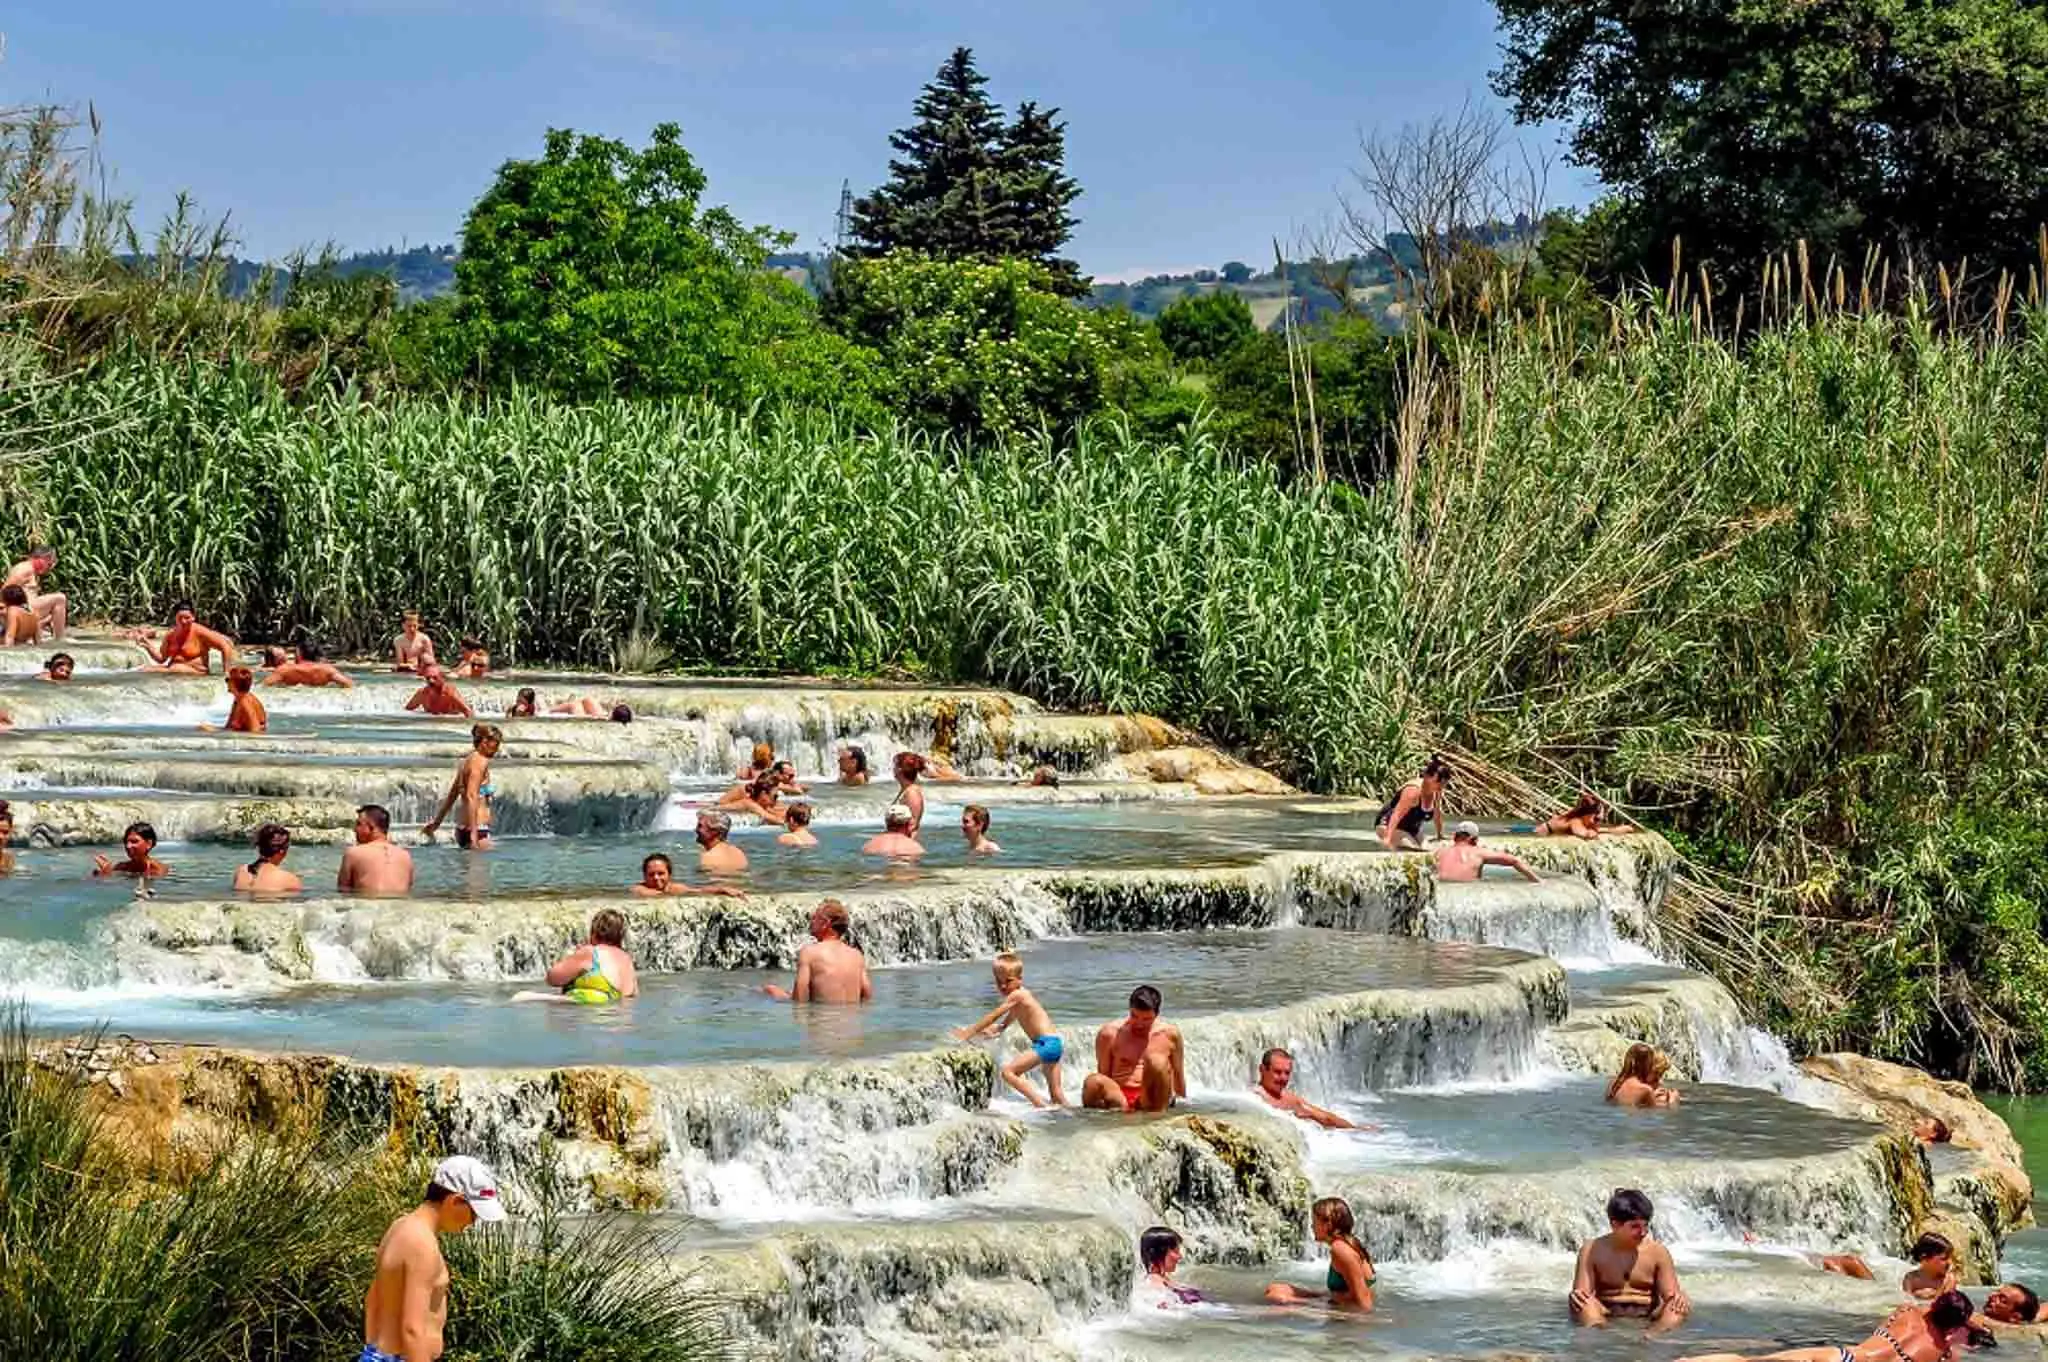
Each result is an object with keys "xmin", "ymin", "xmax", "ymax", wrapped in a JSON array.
[
  {"xmin": 773, "ymin": 759, "xmax": 796, "ymax": 777},
  {"xmin": 1911, "ymin": 1232, "xmax": 1955, "ymax": 1263},
  {"xmin": 357, "ymin": 804, "xmax": 391, "ymax": 833},
  {"xmin": 1421, "ymin": 753, "xmax": 1453, "ymax": 781},
  {"xmin": 511, "ymin": 687, "xmax": 538, "ymax": 717},
  {"xmin": 1605, "ymin": 1042, "xmax": 1669, "ymax": 1100},
  {"xmin": 993, "ymin": 951, "xmax": 1024, "ymax": 983},
  {"xmin": 300, "ymin": 640, "xmax": 325, "ymax": 663},
  {"xmin": 817, "ymin": 899, "xmax": 852, "ymax": 939},
  {"xmin": 123, "ymin": 821, "xmax": 158, "ymax": 849},
  {"xmin": 2, "ymin": 584, "xmax": 28, "ymax": 608},
  {"xmin": 610, "ymin": 704, "xmax": 632, "ymax": 725},
  {"xmin": 1606, "ymin": 1188, "xmax": 1653, "ymax": 1224},
  {"xmin": 964, "ymin": 803, "xmax": 991, "ymax": 832},
  {"xmin": 45, "ymin": 652, "xmax": 72, "ymax": 674},
  {"xmin": 894, "ymin": 751, "xmax": 928, "ymax": 780},
  {"xmin": 1567, "ymin": 790, "xmax": 1605, "ymax": 819},
  {"xmin": 1920, "ymin": 1116, "xmax": 1953, "ymax": 1143},
  {"xmin": 749, "ymin": 773, "xmax": 781, "ymax": 801},
  {"xmin": 642, "ymin": 852, "xmax": 672, "ymax": 874},
  {"xmin": 460, "ymin": 636, "xmax": 483, "ymax": 652},
  {"xmin": 172, "ymin": 600, "xmax": 195, "ymax": 619},
  {"xmin": 2011, "ymin": 1284, "xmax": 2042, "ymax": 1323},
  {"xmin": 1138, "ymin": 1226, "xmax": 1182, "ymax": 1272},
  {"xmin": 1930, "ymin": 1290, "xmax": 1975, "ymax": 1332},
  {"xmin": 471, "ymin": 723, "xmax": 503, "ymax": 749},
  {"xmin": 699, "ymin": 809, "xmax": 732, "ymax": 838},
  {"xmin": 228, "ymin": 666, "xmax": 255, "ymax": 693},
  {"xmin": 253, "ymin": 822, "xmax": 290, "ymax": 860},
  {"xmin": 1260, "ymin": 1047, "xmax": 1293, "ymax": 1071},
  {"xmin": 1129, "ymin": 984, "xmax": 1163, "ymax": 1014},
  {"xmin": 843, "ymin": 745, "xmax": 868, "ymax": 774},
  {"xmin": 590, "ymin": 908, "xmax": 626, "ymax": 947},
  {"xmin": 1031, "ymin": 764, "xmax": 1060, "ymax": 788},
  {"xmin": 260, "ymin": 645, "xmax": 288, "ymax": 667},
  {"xmin": 784, "ymin": 802, "xmax": 813, "ymax": 829},
  {"xmin": 750, "ymin": 741, "xmax": 774, "ymax": 770},
  {"xmin": 1313, "ymin": 1196, "xmax": 1369, "ymax": 1263}
]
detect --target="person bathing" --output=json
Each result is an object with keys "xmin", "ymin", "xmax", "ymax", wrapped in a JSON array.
[
  {"xmin": 544, "ymin": 909, "xmax": 638, "ymax": 1004},
  {"xmin": 952, "ymin": 951, "xmax": 1067, "ymax": 1108},
  {"xmin": 1376, "ymin": 755, "xmax": 1452, "ymax": 850},
  {"xmin": 1606, "ymin": 1043, "xmax": 1682, "ymax": 1108},
  {"xmin": 1265, "ymin": 1197, "xmax": 1376, "ymax": 1310}
]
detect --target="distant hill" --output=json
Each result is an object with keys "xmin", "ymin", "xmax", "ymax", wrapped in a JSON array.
[{"xmin": 195, "ymin": 245, "xmax": 460, "ymax": 304}]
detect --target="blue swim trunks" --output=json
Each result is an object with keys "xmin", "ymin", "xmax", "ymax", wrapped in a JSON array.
[
  {"xmin": 358, "ymin": 1345, "xmax": 402, "ymax": 1362},
  {"xmin": 1031, "ymin": 1034, "xmax": 1064, "ymax": 1065}
]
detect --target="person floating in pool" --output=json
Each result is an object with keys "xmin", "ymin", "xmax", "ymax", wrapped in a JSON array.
[
  {"xmin": 1901, "ymin": 1233, "xmax": 1958, "ymax": 1300},
  {"xmin": 233, "ymin": 822, "xmax": 302, "ymax": 895},
  {"xmin": 5, "ymin": 545, "xmax": 66, "ymax": 640},
  {"xmin": 960, "ymin": 804, "xmax": 1001, "ymax": 855},
  {"xmin": 1433, "ymin": 821, "xmax": 1539, "ymax": 882},
  {"xmin": 763, "ymin": 899, "xmax": 870, "ymax": 1003},
  {"xmin": 1265, "ymin": 1196, "xmax": 1376, "ymax": 1310},
  {"xmin": 339, "ymin": 804, "xmax": 414, "ymax": 895},
  {"xmin": 862, "ymin": 804, "xmax": 925, "ymax": 858},
  {"xmin": 39, "ymin": 651, "xmax": 73, "ymax": 682},
  {"xmin": 777, "ymin": 803, "xmax": 819, "ymax": 848},
  {"xmin": 695, "ymin": 809, "xmax": 747, "ymax": 873},
  {"xmin": 1253, "ymin": 1047, "xmax": 1375, "ymax": 1131},
  {"xmin": 1605, "ymin": 1043, "xmax": 1682, "ymax": 1108},
  {"xmin": 1677, "ymin": 1290, "xmax": 1976, "ymax": 1362},
  {"xmin": 836, "ymin": 746, "xmax": 869, "ymax": 786},
  {"xmin": 1981, "ymin": 1282, "xmax": 2041, "ymax": 1328},
  {"xmin": 543, "ymin": 909, "xmax": 638, "ymax": 1004},
  {"xmin": 1138, "ymin": 1226, "xmax": 1206, "ymax": 1307},
  {"xmin": 262, "ymin": 640, "xmax": 353, "ymax": 688},
  {"xmin": 94, "ymin": 821, "xmax": 169, "ymax": 878},
  {"xmin": 1, "ymin": 584, "xmax": 37, "ymax": 646},
  {"xmin": 1083, "ymin": 985, "xmax": 1184, "ymax": 1114},
  {"xmin": 405, "ymin": 663, "xmax": 473, "ymax": 718},
  {"xmin": 1375, "ymin": 755, "xmax": 1452, "ymax": 850},
  {"xmin": 952, "ymin": 951, "xmax": 1066, "ymax": 1108},
  {"xmin": 129, "ymin": 601, "xmax": 236, "ymax": 675},
  {"xmin": 217, "ymin": 665, "xmax": 267, "ymax": 733},
  {"xmin": 630, "ymin": 851, "xmax": 745, "ymax": 898},
  {"xmin": 423, "ymin": 723, "xmax": 499, "ymax": 850},
  {"xmin": 456, "ymin": 636, "xmax": 489, "ymax": 678},
  {"xmin": 1569, "ymin": 1187, "xmax": 1691, "ymax": 1329},
  {"xmin": 392, "ymin": 610, "xmax": 437, "ymax": 672},
  {"xmin": 1533, "ymin": 791, "xmax": 1634, "ymax": 840}
]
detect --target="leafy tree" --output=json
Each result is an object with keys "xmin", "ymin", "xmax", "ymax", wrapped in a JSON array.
[
  {"xmin": 1220, "ymin": 261, "xmax": 1253, "ymax": 284},
  {"xmin": 449, "ymin": 123, "xmax": 868, "ymax": 406},
  {"xmin": 1209, "ymin": 320, "xmax": 1401, "ymax": 482},
  {"xmin": 1492, "ymin": 0, "xmax": 2048, "ymax": 281},
  {"xmin": 848, "ymin": 48, "xmax": 1086, "ymax": 295},
  {"xmin": 1156, "ymin": 289, "xmax": 1255, "ymax": 365},
  {"xmin": 825, "ymin": 254, "xmax": 1145, "ymax": 438}
]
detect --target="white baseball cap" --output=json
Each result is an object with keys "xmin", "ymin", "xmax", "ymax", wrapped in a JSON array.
[
  {"xmin": 885, "ymin": 803, "xmax": 913, "ymax": 824},
  {"xmin": 433, "ymin": 1154, "xmax": 507, "ymax": 1222},
  {"xmin": 1453, "ymin": 820, "xmax": 1481, "ymax": 840}
]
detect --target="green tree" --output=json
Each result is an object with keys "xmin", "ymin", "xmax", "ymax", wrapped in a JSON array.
[
  {"xmin": 825, "ymin": 254, "xmax": 1146, "ymax": 439},
  {"xmin": 1156, "ymin": 289, "xmax": 1256, "ymax": 365},
  {"xmin": 450, "ymin": 123, "xmax": 869, "ymax": 406},
  {"xmin": 1219, "ymin": 261, "xmax": 1253, "ymax": 284},
  {"xmin": 848, "ymin": 48, "xmax": 1086, "ymax": 295},
  {"xmin": 1492, "ymin": 0, "xmax": 2048, "ymax": 281}
]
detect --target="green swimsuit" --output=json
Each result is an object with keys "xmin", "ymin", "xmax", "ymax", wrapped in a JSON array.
[{"xmin": 562, "ymin": 945, "xmax": 624, "ymax": 1005}]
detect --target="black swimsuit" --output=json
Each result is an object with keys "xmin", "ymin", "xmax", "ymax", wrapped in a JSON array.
[{"xmin": 1375, "ymin": 782, "xmax": 1435, "ymax": 838}]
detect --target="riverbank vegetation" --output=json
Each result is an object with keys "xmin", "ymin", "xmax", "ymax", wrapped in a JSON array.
[{"xmin": 0, "ymin": 1013, "xmax": 724, "ymax": 1361}]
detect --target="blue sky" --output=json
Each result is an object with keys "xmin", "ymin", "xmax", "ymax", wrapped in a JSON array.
[{"xmin": 1, "ymin": 0, "xmax": 1596, "ymax": 278}]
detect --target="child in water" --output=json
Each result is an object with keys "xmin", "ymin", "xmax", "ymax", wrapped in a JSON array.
[
  {"xmin": 952, "ymin": 952, "xmax": 1066, "ymax": 1107},
  {"xmin": 1138, "ymin": 1226, "xmax": 1206, "ymax": 1306},
  {"xmin": 1903, "ymin": 1233, "xmax": 1957, "ymax": 1299},
  {"xmin": 1266, "ymin": 1197, "xmax": 1376, "ymax": 1310},
  {"xmin": 777, "ymin": 802, "xmax": 819, "ymax": 847}
]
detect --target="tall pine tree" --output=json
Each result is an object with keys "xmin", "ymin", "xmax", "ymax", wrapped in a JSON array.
[{"xmin": 847, "ymin": 48, "xmax": 1086, "ymax": 295}]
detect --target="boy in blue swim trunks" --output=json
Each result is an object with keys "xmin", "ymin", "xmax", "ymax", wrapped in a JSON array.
[
  {"xmin": 360, "ymin": 1154, "xmax": 504, "ymax": 1361},
  {"xmin": 952, "ymin": 951, "xmax": 1067, "ymax": 1108}
]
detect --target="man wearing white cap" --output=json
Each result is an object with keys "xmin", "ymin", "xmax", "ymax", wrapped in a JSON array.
[
  {"xmin": 860, "ymin": 803, "xmax": 926, "ymax": 858},
  {"xmin": 1433, "ymin": 821, "xmax": 1541, "ymax": 883},
  {"xmin": 360, "ymin": 1154, "xmax": 505, "ymax": 1362}
]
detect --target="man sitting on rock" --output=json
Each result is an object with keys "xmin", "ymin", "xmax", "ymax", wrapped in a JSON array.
[{"xmin": 1083, "ymin": 985, "xmax": 1184, "ymax": 1114}]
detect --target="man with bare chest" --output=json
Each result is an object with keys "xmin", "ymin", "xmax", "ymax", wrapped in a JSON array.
[
  {"xmin": 360, "ymin": 1155, "xmax": 502, "ymax": 1361},
  {"xmin": 1570, "ymin": 1188, "xmax": 1690, "ymax": 1330},
  {"xmin": 1083, "ymin": 985, "xmax": 1185, "ymax": 1113}
]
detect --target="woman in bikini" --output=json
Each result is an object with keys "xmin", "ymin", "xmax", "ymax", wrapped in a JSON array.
[
  {"xmin": 1678, "ymin": 1290, "xmax": 1975, "ymax": 1362},
  {"xmin": 131, "ymin": 602, "xmax": 237, "ymax": 674},
  {"xmin": 423, "ymin": 723, "xmax": 501, "ymax": 850},
  {"xmin": 1265, "ymin": 1197, "xmax": 1376, "ymax": 1310},
  {"xmin": 893, "ymin": 752, "xmax": 930, "ymax": 837},
  {"xmin": 1534, "ymin": 790, "xmax": 1634, "ymax": 840},
  {"xmin": 1376, "ymin": 755, "xmax": 1453, "ymax": 850}
]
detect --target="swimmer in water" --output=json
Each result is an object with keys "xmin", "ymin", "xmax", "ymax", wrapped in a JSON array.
[
  {"xmin": 39, "ymin": 652, "xmax": 73, "ymax": 682},
  {"xmin": 1677, "ymin": 1290, "xmax": 1976, "ymax": 1362},
  {"xmin": 777, "ymin": 802, "xmax": 819, "ymax": 848},
  {"xmin": 456, "ymin": 636, "xmax": 489, "ymax": 678},
  {"xmin": 836, "ymin": 746, "xmax": 869, "ymax": 786},
  {"xmin": 1569, "ymin": 1188, "xmax": 1690, "ymax": 1329},
  {"xmin": 404, "ymin": 663, "xmax": 474, "ymax": 718},
  {"xmin": 232, "ymin": 822, "xmax": 303, "ymax": 894},
  {"xmin": 422, "ymin": 723, "xmax": 499, "ymax": 850},
  {"xmin": 338, "ymin": 804, "xmax": 414, "ymax": 895},
  {"xmin": 960, "ymin": 804, "xmax": 1001, "ymax": 855},
  {"xmin": 695, "ymin": 809, "xmax": 747, "ymax": 874},
  {"xmin": 951, "ymin": 952, "xmax": 1066, "ymax": 1108},
  {"xmin": 1901, "ymin": 1233, "xmax": 1958, "ymax": 1300},
  {"xmin": 261, "ymin": 640, "xmax": 353, "ymax": 688},
  {"xmin": 508, "ymin": 687, "xmax": 538, "ymax": 718},
  {"xmin": 628, "ymin": 851, "xmax": 745, "ymax": 898},
  {"xmin": 1534, "ymin": 790, "xmax": 1635, "ymax": 840},
  {"xmin": 1139, "ymin": 1226, "xmax": 1206, "ymax": 1307},
  {"xmin": 1605, "ymin": 1043, "xmax": 1682, "ymax": 1108},
  {"xmin": 762, "ymin": 900, "xmax": 871, "ymax": 1003},
  {"xmin": 1376, "ymin": 754, "xmax": 1452, "ymax": 850},
  {"xmin": 392, "ymin": 610, "xmax": 437, "ymax": 672},
  {"xmin": 1019, "ymin": 763, "xmax": 1060, "ymax": 789},
  {"xmin": 1, "ymin": 584, "xmax": 36, "ymax": 645},
  {"xmin": 220, "ymin": 665, "xmax": 267, "ymax": 733},
  {"xmin": 1083, "ymin": 985, "xmax": 1184, "ymax": 1114},
  {"xmin": 94, "ymin": 821, "xmax": 170, "ymax": 878},
  {"xmin": 1265, "ymin": 1197, "xmax": 1376, "ymax": 1310},
  {"xmin": 737, "ymin": 741, "xmax": 775, "ymax": 783},
  {"xmin": 543, "ymin": 909, "xmax": 638, "ymax": 1003},
  {"xmin": 1253, "ymin": 1047, "xmax": 1374, "ymax": 1130},
  {"xmin": 892, "ymin": 752, "xmax": 929, "ymax": 835},
  {"xmin": 861, "ymin": 803, "xmax": 926, "ymax": 858},
  {"xmin": 131, "ymin": 601, "xmax": 237, "ymax": 675},
  {"xmin": 771, "ymin": 759, "xmax": 806, "ymax": 795},
  {"xmin": 1433, "ymin": 821, "xmax": 1539, "ymax": 881}
]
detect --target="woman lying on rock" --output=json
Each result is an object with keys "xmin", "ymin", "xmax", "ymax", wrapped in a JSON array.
[{"xmin": 1678, "ymin": 1290, "xmax": 1974, "ymax": 1362}]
